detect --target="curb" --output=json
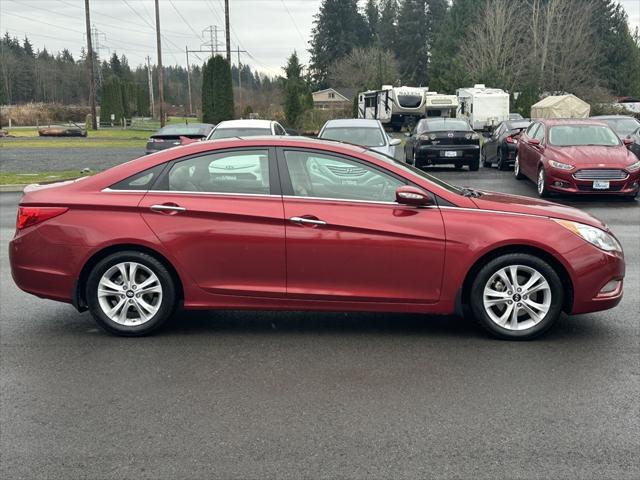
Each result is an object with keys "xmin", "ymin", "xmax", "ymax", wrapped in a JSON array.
[{"xmin": 0, "ymin": 184, "xmax": 26, "ymax": 193}]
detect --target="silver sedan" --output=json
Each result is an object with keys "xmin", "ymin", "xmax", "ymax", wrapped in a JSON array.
[{"xmin": 318, "ymin": 119, "xmax": 401, "ymax": 157}]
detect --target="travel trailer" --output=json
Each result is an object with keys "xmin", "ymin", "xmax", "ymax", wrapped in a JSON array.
[
  {"xmin": 456, "ymin": 84, "xmax": 510, "ymax": 130},
  {"xmin": 358, "ymin": 85, "xmax": 429, "ymax": 131},
  {"xmin": 424, "ymin": 93, "xmax": 458, "ymax": 118}
]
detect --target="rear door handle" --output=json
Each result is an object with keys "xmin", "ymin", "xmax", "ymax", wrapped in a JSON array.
[
  {"xmin": 289, "ymin": 216, "xmax": 327, "ymax": 226},
  {"xmin": 150, "ymin": 204, "xmax": 186, "ymax": 213}
]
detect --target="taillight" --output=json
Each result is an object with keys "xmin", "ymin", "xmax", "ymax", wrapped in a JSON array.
[
  {"xmin": 16, "ymin": 206, "xmax": 68, "ymax": 230},
  {"xmin": 505, "ymin": 136, "xmax": 515, "ymax": 143}
]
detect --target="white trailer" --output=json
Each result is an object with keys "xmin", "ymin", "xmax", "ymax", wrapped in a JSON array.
[
  {"xmin": 456, "ymin": 84, "xmax": 509, "ymax": 130},
  {"xmin": 424, "ymin": 93, "xmax": 458, "ymax": 118},
  {"xmin": 358, "ymin": 86, "xmax": 428, "ymax": 131}
]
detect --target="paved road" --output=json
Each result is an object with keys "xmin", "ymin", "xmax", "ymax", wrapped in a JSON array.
[
  {"xmin": 0, "ymin": 147, "xmax": 143, "ymax": 173},
  {"xmin": 1, "ymin": 157, "xmax": 639, "ymax": 479}
]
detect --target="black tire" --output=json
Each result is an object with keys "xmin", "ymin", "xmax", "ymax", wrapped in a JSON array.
[
  {"xmin": 406, "ymin": 146, "xmax": 415, "ymax": 165},
  {"xmin": 468, "ymin": 156, "xmax": 480, "ymax": 171},
  {"xmin": 497, "ymin": 148, "xmax": 508, "ymax": 171},
  {"xmin": 469, "ymin": 253, "xmax": 564, "ymax": 340},
  {"xmin": 514, "ymin": 155, "xmax": 525, "ymax": 179},
  {"xmin": 537, "ymin": 167, "xmax": 549, "ymax": 197},
  {"xmin": 482, "ymin": 146, "xmax": 492, "ymax": 167},
  {"xmin": 85, "ymin": 251, "xmax": 177, "ymax": 336},
  {"xmin": 454, "ymin": 163, "xmax": 463, "ymax": 170}
]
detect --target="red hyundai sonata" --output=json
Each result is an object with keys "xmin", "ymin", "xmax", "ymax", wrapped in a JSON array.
[
  {"xmin": 515, "ymin": 119, "xmax": 640, "ymax": 198},
  {"xmin": 9, "ymin": 137, "xmax": 625, "ymax": 339}
]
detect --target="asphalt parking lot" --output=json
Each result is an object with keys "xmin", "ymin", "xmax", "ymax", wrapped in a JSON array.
[{"xmin": 1, "ymin": 145, "xmax": 639, "ymax": 479}]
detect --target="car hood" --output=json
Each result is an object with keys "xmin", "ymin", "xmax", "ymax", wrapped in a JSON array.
[
  {"xmin": 369, "ymin": 145, "xmax": 393, "ymax": 155},
  {"xmin": 470, "ymin": 191, "xmax": 608, "ymax": 230},
  {"xmin": 548, "ymin": 145, "xmax": 633, "ymax": 167}
]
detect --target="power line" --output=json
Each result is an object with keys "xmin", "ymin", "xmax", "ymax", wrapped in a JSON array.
[
  {"xmin": 168, "ymin": 0, "xmax": 202, "ymax": 38},
  {"xmin": 280, "ymin": 0, "xmax": 307, "ymax": 44}
]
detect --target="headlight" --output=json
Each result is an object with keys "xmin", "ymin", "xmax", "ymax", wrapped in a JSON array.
[
  {"xmin": 471, "ymin": 133, "xmax": 480, "ymax": 140},
  {"xmin": 626, "ymin": 160, "xmax": 640, "ymax": 172},
  {"xmin": 554, "ymin": 219, "xmax": 622, "ymax": 253},
  {"xmin": 548, "ymin": 160, "xmax": 574, "ymax": 170}
]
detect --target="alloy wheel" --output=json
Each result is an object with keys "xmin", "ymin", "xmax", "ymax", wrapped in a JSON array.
[
  {"xmin": 537, "ymin": 168, "xmax": 546, "ymax": 196},
  {"xmin": 483, "ymin": 265, "xmax": 551, "ymax": 331},
  {"xmin": 97, "ymin": 261, "xmax": 163, "ymax": 326}
]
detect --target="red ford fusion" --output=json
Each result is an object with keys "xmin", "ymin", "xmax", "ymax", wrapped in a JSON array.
[
  {"xmin": 515, "ymin": 119, "xmax": 640, "ymax": 198},
  {"xmin": 9, "ymin": 137, "xmax": 625, "ymax": 339}
]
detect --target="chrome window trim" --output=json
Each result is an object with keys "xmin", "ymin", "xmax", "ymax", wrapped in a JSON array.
[
  {"xmin": 282, "ymin": 194, "xmax": 400, "ymax": 206},
  {"xmin": 102, "ymin": 187, "xmax": 280, "ymax": 198}
]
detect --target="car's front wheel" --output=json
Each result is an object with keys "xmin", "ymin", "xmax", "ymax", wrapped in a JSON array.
[
  {"xmin": 86, "ymin": 251, "xmax": 177, "ymax": 336},
  {"xmin": 514, "ymin": 155, "xmax": 525, "ymax": 179},
  {"xmin": 537, "ymin": 167, "xmax": 549, "ymax": 197},
  {"xmin": 470, "ymin": 254, "xmax": 564, "ymax": 340}
]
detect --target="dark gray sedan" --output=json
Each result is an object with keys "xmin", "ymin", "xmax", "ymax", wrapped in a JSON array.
[{"xmin": 145, "ymin": 123, "xmax": 215, "ymax": 154}]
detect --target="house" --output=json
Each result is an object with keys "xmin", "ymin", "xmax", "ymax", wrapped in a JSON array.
[{"xmin": 312, "ymin": 88, "xmax": 358, "ymax": 110}]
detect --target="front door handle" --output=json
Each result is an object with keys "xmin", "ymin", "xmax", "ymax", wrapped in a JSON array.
[
  {"xmin": 289, "ymin": 216, "xmax": 327, "ymax": 226},
  {"xmin": 150, "ymin": 204, "xmax": 186, "ymax": 214}
]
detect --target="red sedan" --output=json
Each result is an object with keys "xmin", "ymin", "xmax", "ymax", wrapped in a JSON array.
[
  {"xmin": 9, "ymin": 137, "xmax": 625, "ymax": 339},
  {"xmin": 515, "ymin": 119, "xmax": 640, "ymax": 198}
]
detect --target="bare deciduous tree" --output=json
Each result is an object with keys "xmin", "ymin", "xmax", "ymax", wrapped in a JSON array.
[{"xmin": 327, "ymin": 46, "xmax": 399, "ymax": 90}]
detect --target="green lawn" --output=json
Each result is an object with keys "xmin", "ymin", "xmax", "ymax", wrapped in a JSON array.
[{"xmin": 0, "ymin": 170, "xmax": 92, "ymax": 185}]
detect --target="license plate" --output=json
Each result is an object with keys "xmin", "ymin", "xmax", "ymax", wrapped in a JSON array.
[
  {"xmin": 444, "ymin": 151, "xmax": 457, "ymax": 157},
  {"xmin": 593, "ymin": 180, "xmax": 609, "ymax": 190}
]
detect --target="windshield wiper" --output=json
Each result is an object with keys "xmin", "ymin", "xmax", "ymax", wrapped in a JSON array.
[{"xmin": 461, "ymin": 187, "xmax": 482, "ymax": 197}]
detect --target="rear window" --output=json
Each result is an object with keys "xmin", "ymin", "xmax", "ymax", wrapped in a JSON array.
[
  {"xmin": 209, "ymin": 128, "xmax": 271, "ymax": 139},
  {"xmin": 422, "ymin": 119, "xmax": 470, "ymax": 131},
  {"xmin": 320, "ymin": 127, "xmax": 386, "ymax": 147},
  {"xmin": 600, "ymin": 117, "xmax": 640, "ymax": 136},
  {"xmin": 155, "ymin": 124, "xmax": 210, "ymax": 136}
]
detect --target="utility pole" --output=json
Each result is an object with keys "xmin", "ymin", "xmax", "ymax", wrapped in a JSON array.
[
  {"xmin": 83, "ymin": 0, "xmax": 97, "ymax": 130},
  {"xmin": 146, "ymin": 55, "xmax": 155, "ymax": 118},
  {"xmin": 202, "ymin": 25, "xmax": 221, "ymax": 56},
  {"xmin": 185, "ymin": 46, "xmax": 193, "ymax": 116},
  {"xmin": 224, "ymin": 0, "xmax": 231, "ymax": 63},
  {"xmin": 154, "ymin": 0, "xmax": 165, "ymax": 127},
  {"xmin": 236, "ymin": 46, "xmax": 242, "ymax": 108}
]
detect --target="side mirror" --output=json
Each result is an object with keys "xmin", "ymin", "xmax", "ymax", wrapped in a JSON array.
[
  {"xmin": 623, "ymin": 136, "xmax": 633, "ymax": 146},
  {"xmin": 389, "ymin": 138, "xmax": 402, "ymax": 146},
  {"xmin": 395, "ymin": 186, "xmax": 432, "ymax": 207},
  {"xmin": 529, "ymin": 138, "xmax": 541, "ymax": 146}
]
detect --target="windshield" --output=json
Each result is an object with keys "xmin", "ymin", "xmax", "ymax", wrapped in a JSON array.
[
  {"xmin": 600, "ymin": 117, "xmax": 640, "ymax": 136},
  {"xmin": 320, "ymin": 127, "xmax": 386, "ymax": 147},
  {"xmin": 209, "ymin": 127, "xmax": 271, "ymax": 139},
  {"xmin": 365, "ymin": 150, "xmax": 463, "ymax": 195},
  {"xmin": 548, "ymin": 125, "xmax": 620, "ymax": 147},
  {"xmin": 422, "ymin": 119, "xmax": 470, "ymax": 132}
]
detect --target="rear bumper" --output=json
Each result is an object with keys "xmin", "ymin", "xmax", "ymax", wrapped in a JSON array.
[
  {"xmin": 544, "ymin": 167, "xmax": 640, "ymax": 196},
  {"xmin": 416, "ymin": 144, "xmax": 480, "ymax": 166}
]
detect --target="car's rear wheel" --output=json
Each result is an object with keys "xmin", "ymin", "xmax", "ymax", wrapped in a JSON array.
[
  {"xmin": 537, "ymin": 167, "xmax": 549, "ymax": 197},
  {"xmin": 497, "ymin": 148, "xmax": 508, "ymax": 171},
  {"xmin": 514, "ymin": 155, "xmax": 525, "ymax": 179},
  {"xmin": 470, "ymin": 254, "xmax": 564, "ymax": 340},
  {"xmin": 86, "ymin": 251, "xmax": 177, "ymax": 336},
  {"xmin": 481, "ymin": 146, "xmax": 491, "ymax": 167},
  {"xmin": 406, "ymin": 146, "xmax": 415, "ymax": 165}
]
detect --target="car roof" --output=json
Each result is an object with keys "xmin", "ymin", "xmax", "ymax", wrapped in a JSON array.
[
  {"xmin": 214, "ymin": 119, "xmax": 273, "ymax": 129},
  {"xmin": 323, "ymin": 119, "xmax": 382, "ymax": 128},
  {"xmin": 590, "ymin": 115, "xmax": 638, "ymax": 120}
]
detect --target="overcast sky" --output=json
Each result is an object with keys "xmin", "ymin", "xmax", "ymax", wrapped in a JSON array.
[{"xmin": 2, "ymin": 0, "xmax": 639, "ymax": 76}]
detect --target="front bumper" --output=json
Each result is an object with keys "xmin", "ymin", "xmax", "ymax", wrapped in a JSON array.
[
  {"xmin": 544, "ymin": 167, "xmax": 640, "ymax": 196},
  {"xmin": 565, "ymin": 242, "xmax": 625, "ymax": 314},
  {"xmin": 415, "ymin": 144, "xmax": 480, "ymax": 167}
]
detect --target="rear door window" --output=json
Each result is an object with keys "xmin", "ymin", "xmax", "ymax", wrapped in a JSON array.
[{"xmin": 165, "ymin": 149, "xmax": 271, "ymax": 194}]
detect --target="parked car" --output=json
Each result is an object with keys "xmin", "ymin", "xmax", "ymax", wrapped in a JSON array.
[
  {"xmin": 404, "ymin": 118, "xmax": 480, "ymax": 170},
  {"xmin": 206, "ymin": 119, "xmax": 286, "ymax": 140},
  {"xmin": 145, "ymin": 123, "xmax": 214, "ymax": 154},
  {"xmin": 509, "ymin": 113, "xmax": 524, "ymax": 121},
  {"xmin": 10, "ymin": 137, "xmax": 625, "ymax": 340},
  {"xmin": 515, "ymin": 119, "xmax": 640, "ymax": 198},
  {"xmin": 318, "ymin": 118, "xmax": 401, "ymax": 157},
  {"xmin": 592, "ymin": 115, "xmax": 640, "ymax": 159},
  {"xmin": 482, "ymin": 119, "xmax": 531, "ymax": 170}
]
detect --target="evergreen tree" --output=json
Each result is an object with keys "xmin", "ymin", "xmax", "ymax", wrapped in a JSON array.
[
  {"xmin": 282, "ymin": 52, "xmax": 312, "ymax": 128},
  {"xmin": 365, "ymin": 0, "xmax": 380, "ymax": 41},
  {"xmin": 201, "ymin": 58, "xmax": 215, "ymax": 123},
  {"xmin": 378, "ymin": 1, "xmax": 398, "ymax": 58},
  {"xmin": 100, "ymin": 76, "xmax": 124, "ymax": 124},
  {"xmin": 395, "ymin": 0, "xmax": 429, "ymax": 85},
  {"xmin": 309, "ymin": 0, "xmax": 368, "ymax": 87},
  {"xmin": 203, "ymin": 55, "xmax": 234, "ymax": 123}
]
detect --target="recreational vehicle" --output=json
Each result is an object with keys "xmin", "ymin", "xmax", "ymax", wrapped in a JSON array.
[
  {"xmin": 358, "ymin": 85, "xmax": 428, "ymax": 131},
  {"xmin": 456, "ymin": 84, "xmax": 509, "ymax": 130}
]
